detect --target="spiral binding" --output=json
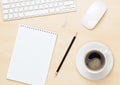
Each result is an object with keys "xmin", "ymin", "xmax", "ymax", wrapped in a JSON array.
[{"xmin": 20, "ymin": 24, "xmax": 57, "ymax": 35}]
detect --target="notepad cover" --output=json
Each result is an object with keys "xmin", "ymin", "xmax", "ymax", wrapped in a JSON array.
[{"xmin": 7, "ymin": 25, "xmax": 57, "ymax": 85}]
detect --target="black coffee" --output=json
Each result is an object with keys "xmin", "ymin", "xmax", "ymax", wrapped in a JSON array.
[{"xmin": 85, "ymin": 51, "xmax": 105, "ymax": 71}]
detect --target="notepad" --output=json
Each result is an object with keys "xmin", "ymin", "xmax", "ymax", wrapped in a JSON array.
[{"xmin": 7, "ymin": 25, "xmax": 57, "ymax": 85}]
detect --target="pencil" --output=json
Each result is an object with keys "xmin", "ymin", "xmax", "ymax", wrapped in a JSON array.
[{"xmin": 55, "ymin": 33, "xmax": 77, "ymax": 76}]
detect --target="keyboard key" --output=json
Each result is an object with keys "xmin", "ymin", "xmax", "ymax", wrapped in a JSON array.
[
  {"xmin": 4, "ymin": 14, "xmax": 8, "ymax": 19},
  {"xmin": 2, "ymin": 0, "xmax": 8, "ymax": 4},
  {"xmin": 3, "ymin": 10, "xmax": 9, "ymax": 13},
  {"xmin": 3, "ymin": 5, "xmax": 10, "ymax": 9}
]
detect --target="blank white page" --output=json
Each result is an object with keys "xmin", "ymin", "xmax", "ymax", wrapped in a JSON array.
[{"xmin": 7, "ymin": 25, "xmax": 57, "ymax": 85}]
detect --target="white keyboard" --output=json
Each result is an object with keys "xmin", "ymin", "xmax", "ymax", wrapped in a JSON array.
[{"xmin": 1, "ymin": 0, "xmax": 76, "ymax": 21}]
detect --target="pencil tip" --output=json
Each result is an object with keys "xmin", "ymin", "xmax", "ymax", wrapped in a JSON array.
[{"xmin": 55, "ymin": 72, "xmax": 58, "ymax": 77}]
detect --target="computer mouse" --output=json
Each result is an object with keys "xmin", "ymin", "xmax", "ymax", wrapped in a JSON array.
[{"xmin": 82, "ymin": 0, "xmax": 107, "ymax": 30}]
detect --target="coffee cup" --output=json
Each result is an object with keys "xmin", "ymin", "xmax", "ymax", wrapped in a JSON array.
[{"xmin": 76, "ymin": 42, "xmax": 113, "ymax": 80}]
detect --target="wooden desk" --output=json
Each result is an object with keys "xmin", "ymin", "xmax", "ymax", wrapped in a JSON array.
[{"xmin": 0, "ymin": 0, "xmax": 120, "ymax": 85}]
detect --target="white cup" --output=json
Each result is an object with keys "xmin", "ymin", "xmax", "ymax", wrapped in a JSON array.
[{"xmin": 76, "ymin": 42, "xmax": 113, "ymax": 80}]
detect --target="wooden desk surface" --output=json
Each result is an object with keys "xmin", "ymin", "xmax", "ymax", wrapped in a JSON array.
[{"xmin": 0, "ymin": 0, "xmax": 120, "ymax": 85}]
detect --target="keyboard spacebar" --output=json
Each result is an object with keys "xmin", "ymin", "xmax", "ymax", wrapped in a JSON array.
[{"xmin": 24, "ymin": 10, "xmax": 49, "ymax": 17}]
